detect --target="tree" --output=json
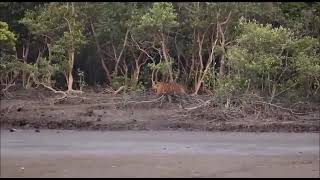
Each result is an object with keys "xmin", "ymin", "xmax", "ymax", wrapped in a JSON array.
[
  {"xmin": 1, "ymin": 2, "xmax": 319, "ymax": 102},
  {"xmin": 176, "ymin": 2, "xmax": 234, "ymax": 94},
  {"xmin": 20, "ymin": 2, "xmax": 86, "ymax": 92},
  {"xmin": 0, "ymin": 21, "xmax": 17, "ymax": 87},
  {"xmin": 0, "ymin": 21, "xmax": 16, "ymax": 52},
  {"xmin": 133, "ymin": 2, "xmax": 179, "ymax": 83},
  {"xmin": 0, "ymin": 21, "xmax": 38, "ymax": 93},
  {"xmin": 227, "ymin": 18, "xmax": 320, "ymax": 101},
  {"xmin": 85, "ymin": 2, "xmax": 139, "ymax": 86},
  {"xmin": 0, "ymin": 2, "xmax": 45, "ymax": 63}
]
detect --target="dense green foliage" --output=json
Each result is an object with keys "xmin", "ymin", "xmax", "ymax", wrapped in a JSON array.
[
  {"xmin": 227, "ymin": 18, "xmax": 319, "ymax": 101},
  {"xmin": 0, "ymin": 2, "xmax": 319, "ymax": 101}
]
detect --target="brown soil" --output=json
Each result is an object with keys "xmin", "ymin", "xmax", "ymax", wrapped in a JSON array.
[
  {"xmin": 2, "ymin": 154, "xmax": 319, "ymax": 178},
  {"xmin": 1, "ymin": 88, "xmax": 319, "ymax": 132}
]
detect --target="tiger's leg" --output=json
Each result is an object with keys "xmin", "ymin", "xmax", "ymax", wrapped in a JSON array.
[
  {"xmin": 178, "ymin": 95, "xmax": 185, "ymax": 109},
  {"xmin": 168, "ymin": 95, "xmax": 172, "ymax": 104},
  {"xmin": 159, "ymin": 95, "xmax": 164, "ymax": 108}
]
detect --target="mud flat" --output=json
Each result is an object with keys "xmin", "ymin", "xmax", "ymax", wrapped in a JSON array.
[{"xmin": 1, "ymin": 130, "xmax": 319, "ymax": 178}]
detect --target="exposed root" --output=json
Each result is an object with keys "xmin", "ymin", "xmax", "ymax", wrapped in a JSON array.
[
  {"xmin": 1, "ymin": 82, "xmax": 15, "ymax": 97},
  {"xmin": 38, "ymin": 83, "xmax": 84, "ymax": 104},
  {"xmin": 39, "ymin": 83, "xmax": 67, "ymax": 101}
]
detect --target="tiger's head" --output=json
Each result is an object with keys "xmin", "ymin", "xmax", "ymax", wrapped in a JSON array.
[{"xmin": 151, "ymin": 83, "xmax": 161, "ymax": 93}]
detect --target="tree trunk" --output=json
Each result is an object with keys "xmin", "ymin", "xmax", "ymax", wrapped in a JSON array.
[
  {"xmin": 66, "ymin": 3, "xmax": 75, "ymax": 92},
  {"xmin": 47, "ymin": 38, "xmax": 52, "ymax": 63},
  {"xmin": 22, "ymin": 38, "xmax": 30, "ymax": 89},
  {"xmin": 193, "ymin": 32, "xmax": 205, "ymax": 94},
  {"xmin": 218, "ymin": 11, "xmax": 232, "ymax": 78},
  {"xmin": 151, "ymin": 68, "xmax": 156, "ymax": 86},
  {"xmin": 193, "ymin": 32, "xmax": 219, "ymax": 95},
  {"xmin": 218, "ymin": 23, "xmax": 226, "ymax": 78},
  {"xmin": 89, "ymin": 20, "xmax": 112, "ymax": 83},
  {"xmin": 64, "ymin": 72, "xmax": 69, "ymax": 89},
  {"xmin": 194, "ymin": 80, "xmax": 202, "ymax": 95},
  {"xmin": 67, "ymin": 51, "xmax": 74, "ymax": 92},
  {"xmin": 219, "ymin": 53, "xmax": 225, "ymax": 78},
  {"xmin": 101, "ymin": 58, "xmax": 112, "ymax": 83},
  {"xmin": 132, "ymin": 60, "xmax": 141, "ymax": 84},
  {"xmin": 114, "ymin": 30, "xmax": 129, "ymax": 76},
  {"xmin": 132, "ymin": 68, "xmax": 140, "ymax": 83},
  {"xmin": 160, "ymin": 33, "xmax": 173, "ymax": 82}
]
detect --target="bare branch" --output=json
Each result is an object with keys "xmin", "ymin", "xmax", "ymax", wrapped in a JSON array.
[
  {"xmin": 184, "ymin": 99, "xmax": 213, "ymax": 111},
  {"xmin": 39, "ymin": 83, "xmax": 67, "ymax": 101},
  {"xmin": 118, "ymin": 30, "xmax": 129, "ymax": 61},
  {"xmin": 114, "ymin": 86, "xmax": 126, "ymax": 95},
  {"xmin": 254, "ymin": 101, "xmax": 310, "ymax": 115},
  {"xmin": 1, "ymin": 82, "xmax": 15, "ymax": 97},
  {"xmin": 220, "ymin": 10, "xmax": 232, "ymax": 25},
  {"xmin": 131, "ymin": 34, "xmax": 155, "ymax": 62}
]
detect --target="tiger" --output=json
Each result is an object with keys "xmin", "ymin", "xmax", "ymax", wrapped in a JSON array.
[
  {"xmin": 151, "ymin": 82, "xmax": 187, "ymax": 108},
  {"xmin": 152, "ymin": 82, "xmax": 187, "ymax": 96}
]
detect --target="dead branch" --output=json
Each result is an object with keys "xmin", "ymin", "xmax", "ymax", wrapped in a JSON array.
[
  {"xmin": 67, "ymin": 89, "xmax": 84, "ymax": 95},
  {"xmin": 39, "ymin": 83, "xmax": 67, "ymax": 101},
  {"xmin": 254, "ymin": 101, "xmax": 311, "ymax": 115},
  {"xmin": 130, "ymin": 34, "xmax": 155, "ymax": 62},
  {"xmin": 125, "ymin": 95, "xmax": 165, "ymax": 105},
  {"xmin": 184, "ymin": 99, "xmax": 213, "ymax": 111},
  {"xmin": 114, "ymin": 86, "xmax": 126, "ymax": 95},
  {"xmin": 103, "ymin": 86, "xmax": 116, "ymax": 94},
  {"xmin": 1, "ymin": 81, "xmax": 15, "ymax": 97},
  {"xmin": 89, "ymin": 95, "xmax": 165, "ymax": 109},
  {"xmin": 220, "ymin": 10, "xmax": 232, "ymax": 25}
]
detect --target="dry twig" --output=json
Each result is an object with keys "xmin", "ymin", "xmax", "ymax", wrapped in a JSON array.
[{"xmin": 254, "ymin": 101, "xmax": 311, "ymax": 115}]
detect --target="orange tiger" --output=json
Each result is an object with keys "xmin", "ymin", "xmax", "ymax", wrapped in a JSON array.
[{"xmin": 152, "ymin": 82, "xmax": 187, "ymax": 96}]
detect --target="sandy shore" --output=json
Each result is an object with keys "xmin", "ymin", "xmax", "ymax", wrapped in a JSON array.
[{"xmin": 1, "ymin": 130, "xmax": 319, "ymax": 178}]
